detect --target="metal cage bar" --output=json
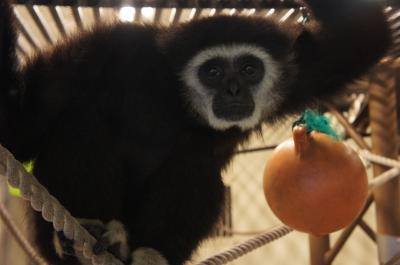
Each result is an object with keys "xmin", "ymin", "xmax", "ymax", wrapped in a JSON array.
[
  {"xmin": 71, "ymin": 6, "xmax": 84, "ymax": 30},
  {"xmin": 25, "ymin": 5, "xmax": 53, "ymax": 44},
  {"xmin": 14, "ymin": 15, "xmax": 39, "ymax": 51},
  {"xmin": 92, "ymin": 7, "xmax": 101, "ymax": 23},
  {"xmin": 48, "ymin": 5, "xmax": 67, "ymax": 36}
]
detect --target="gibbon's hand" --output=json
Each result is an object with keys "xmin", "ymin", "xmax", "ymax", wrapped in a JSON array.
[{"xmin": 283, "ymin": 0, "xmax": 392, "ymax": 110}]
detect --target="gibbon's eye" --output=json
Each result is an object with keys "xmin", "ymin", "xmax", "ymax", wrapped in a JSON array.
[
  {"xmin": 198, "ymin": 57, "xmax": 227, "ymax": 87},
  {"xmin": 242, "ymin": 65, "xmax": 256, "ymax": 76},
  {"xmin": 207, "ymin": 66, "xmax": 223, "ymax": 79},
  {"xmin": 235, "ymin": 55, "xmax": 265, "ymax": 85}
]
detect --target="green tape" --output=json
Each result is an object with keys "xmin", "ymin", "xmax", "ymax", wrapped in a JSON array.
[
  {"xmin": 293, "ymin": 109, "xmax": 341, "ymax": 140},
  {"xmin": 8, "ymin": 160, "xmax": 34, "ymax": 198}
]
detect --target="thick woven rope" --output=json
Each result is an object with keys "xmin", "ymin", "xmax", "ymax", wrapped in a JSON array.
[{"xmin": 196, "ymin": 226, "xmax": 293, "ymax": 265}]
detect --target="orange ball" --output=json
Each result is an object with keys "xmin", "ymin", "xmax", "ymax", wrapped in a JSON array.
[{"xmin": 263, "ymin": 126, "xmax": 368, "ymax": 235}]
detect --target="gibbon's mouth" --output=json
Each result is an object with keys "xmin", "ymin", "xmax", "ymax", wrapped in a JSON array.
[{"xmin": 212, "ymin": 103, "xmax": 255, "ymax": 121}]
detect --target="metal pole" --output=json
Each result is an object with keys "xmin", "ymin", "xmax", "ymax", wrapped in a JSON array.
[{"xmin": 368, "ymin": 58, "xmax": 400, "ymax": 264}]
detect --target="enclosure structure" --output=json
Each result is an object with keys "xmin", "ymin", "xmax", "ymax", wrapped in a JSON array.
[{"xmin": 1, "ymin": 0, "xmax": 400, "ymax": 264}]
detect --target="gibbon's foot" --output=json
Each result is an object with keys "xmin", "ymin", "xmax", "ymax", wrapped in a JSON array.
[
  {"xmin": 54, "ymin": 219, "xmax": 129, "ymax": 261},
  {"xmin": 131, "ymin": 248, "xmax": 169, "ymax": 265},
  {"xmin": 53, "ymin": 219, "xmax": 106, "ymax": 258},
  {"xmin": 54, "ymin": 231, "xmax": 75, "ymax": 257},
  {"xmin": 91, "ymin": 219, "xmax": 129, "ymax": 262}
]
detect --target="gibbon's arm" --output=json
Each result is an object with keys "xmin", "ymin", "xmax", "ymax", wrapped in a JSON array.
[{"xmin": 285, "ymin": 0, "xmax": 391, "ymax": 110}]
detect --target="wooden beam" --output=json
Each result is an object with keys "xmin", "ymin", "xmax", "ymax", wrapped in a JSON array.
[
  {"xmin": 359, "ymin": 220, "xmax": 377, "ymax": 242},
  {"xmin": 309, "ymin": 235, "xmax": 330, "ymax": 265},
  {"xmin": 368, "ymin": 58, "xmax": 400, "ymax": 264}
]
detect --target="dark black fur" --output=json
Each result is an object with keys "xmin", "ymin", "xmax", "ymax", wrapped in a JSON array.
[
  {"xmin": 0, "ymin": 1, "xmax": 19, "ymax": 150},
  {"xmin": 0, "ymin": 1, "xmax": 391, "ymax": 264}
]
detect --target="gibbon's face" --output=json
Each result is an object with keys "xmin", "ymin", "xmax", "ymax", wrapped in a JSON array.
[{"xmin": 181, "ymin": 44, "xmax": 282, "ymax": 131}]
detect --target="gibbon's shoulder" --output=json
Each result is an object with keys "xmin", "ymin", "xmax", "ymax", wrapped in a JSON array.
[{"xmin": 23, "ymin": 22, "xmax": 165, "ymax": 70}]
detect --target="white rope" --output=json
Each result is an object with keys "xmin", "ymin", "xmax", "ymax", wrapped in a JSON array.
[
  {"xmin": 358, "ymin": 149, "xmax": 400, "ymax": 169},
  {"xmin": 0, "ymin": 144, "xmax": 123, "ymax": 265},
  {"xmin": 195, "ymin": 226, "xmax": 293, "ymax": 265},
  {"xmin": 368, "ymin": 167, "xmax": 400, "ymax": 189},
  {"xmin": 355, "ymin": 149, "xmax": 400, "ymax": 189}
]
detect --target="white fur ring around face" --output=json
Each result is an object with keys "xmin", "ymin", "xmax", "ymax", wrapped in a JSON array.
[{"xmin": 131, "ymin": 248, "xmax": 169, "ymax": 265}]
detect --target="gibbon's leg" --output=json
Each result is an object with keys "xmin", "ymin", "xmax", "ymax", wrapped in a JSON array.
[
  {"xmin": 91, "ymin": 219, "xmax": 130, "ymax": 261},
  {"xmin": 131, "ymin": 248, "xmax": 169, "ymax": 265}
]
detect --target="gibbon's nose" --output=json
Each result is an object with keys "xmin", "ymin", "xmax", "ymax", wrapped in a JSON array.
[{"xmin": 227, "ymin": 82, "xmax": 240, "ymax": 96}]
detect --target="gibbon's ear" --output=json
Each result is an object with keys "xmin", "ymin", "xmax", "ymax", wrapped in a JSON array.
[
  {"xmin": 0, "ymin": 0, "xmax": 17, "ymax": 89},
  {"xmin": 283, "ymin": 0, "xmax": 392, "ymax": 111}
]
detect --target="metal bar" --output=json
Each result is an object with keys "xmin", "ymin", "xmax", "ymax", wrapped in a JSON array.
[
  {"xmin": 191, "ymin": 8, "xmax": 202, "ymax": 20},
  {"xmin": 134, "ymin": 7, "xmax": 142, "ymax": 22},
  {"xmin": 309, "ymin": 235, "xmax": 330, "ymax": 265},
  {"xmin": 255, "ymin": 9, "xmax": 269, "ymax": 16},
  {"xmin": 71, "ymin": 7, "xmax": 83, "ymax": 30},
  {"xmin": 215, "ymin": 8, "xmax": 223, "ymax": 16},
  {"xmin": 223, "ymin": 186, "xmax": 233, "ymax": 236},
  {"xmin": 368, "ymin": 59, "xmax": 400, "ymax": 264},
  {"xmin": 14, "ymin": 15, "xmax": 39, "ymax": 51},
  {"xmin": 385, "ymin": 252, "xmax": 400, "ymax": 265},
  {"xmin": 92, "ymin": 7, "xmax": 101, "ymax": 23},
  {"xmin": 325, "ymin": 103, "xmax": 371, "ymax": 150},
  {"xmin": 172, "ymin": 8, "xmax": 183, "ymax": 25},
  {"xmin": 153, "ymin": 8, "xmax": 162, "ymax": 23},
  {"xmin": 12, "ymin": 0, "xmax": 302, "ymax": 8},
  {"xmin": 26, "ymin": 5, "xmax": 53, "ymax": 45},
  {"xmin": 279, "ymin": 7, "xmax": 295, "ymax": 22},
  {"xmin": 324, "ymin": 195, "xmax": 374, "ymax": 264},
  {"xmin": 351, "ymin": 106, "xmax": 369, "ymax": 132},
  {"xmin": 49, "ymin": 6, "xmax": 67, "ymax": 37},
  {"xmin": 235, "ymin": 145, "xmax": 278, "ymax": 154},
  {"xmin": 359, "ymin": 220, "xmax": 377, "ymax": 242},
  {"xmin": 238, "ymin": 8, "xmax": 247, "ymax": 16}
]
